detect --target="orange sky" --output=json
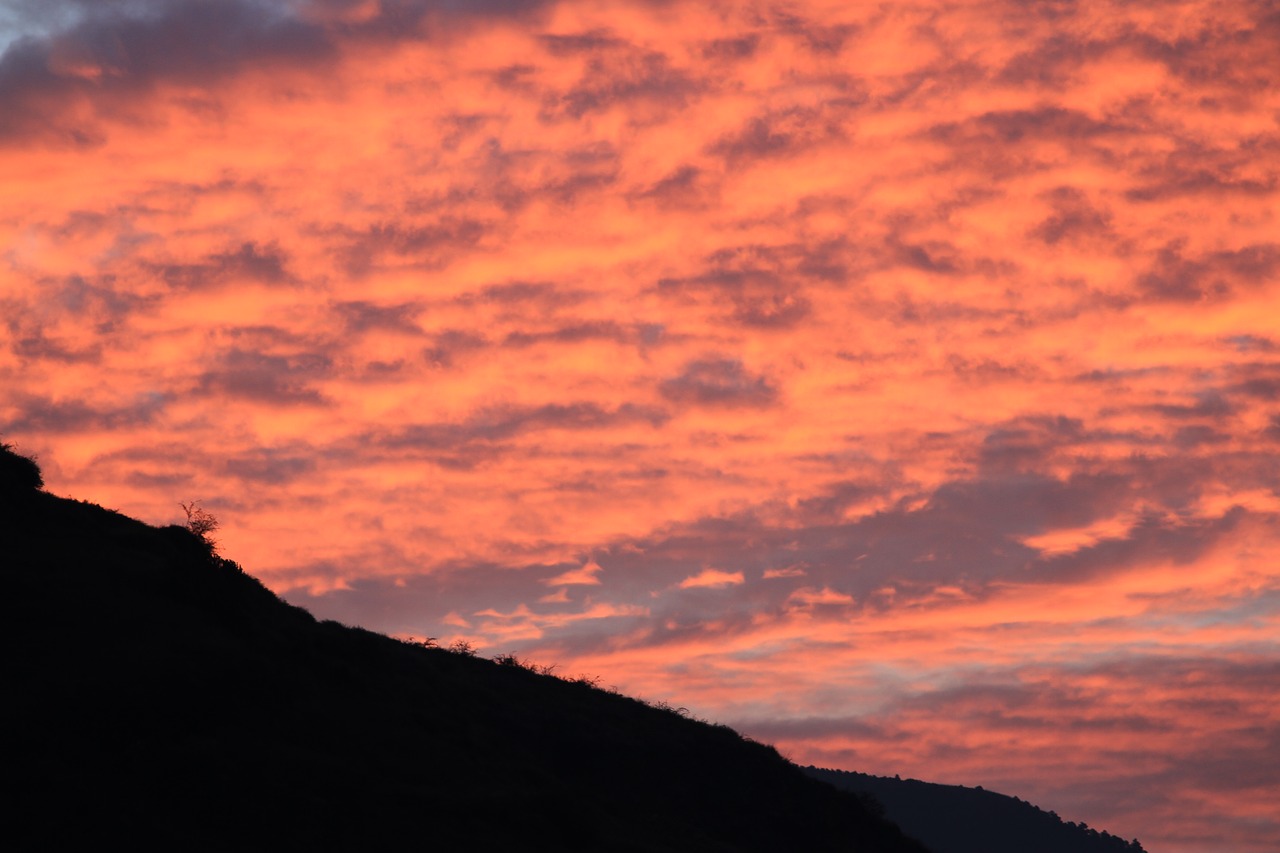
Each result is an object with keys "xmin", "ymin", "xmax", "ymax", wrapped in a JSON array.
[{"xmin": 3, "ymin": 2, "xmax": 1278, "ymax": 850}]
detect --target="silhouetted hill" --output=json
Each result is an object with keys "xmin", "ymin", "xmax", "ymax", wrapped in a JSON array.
[
  {"xmin": 805, "ymin": 768, "xmax": 1145, "ymax": 853},
  {"xmin": 2, "ymin": 443, "xmax": 927, "ymax": 852}
]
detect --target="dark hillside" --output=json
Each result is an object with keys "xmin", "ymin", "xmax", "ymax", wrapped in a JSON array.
[
  {"xmin": 806, "ymin": 768, "xmax": 1145, "ymax": 853},
  {"xmin": 2, "ymin": 444, "xmax": 927, "ymax": 852}
]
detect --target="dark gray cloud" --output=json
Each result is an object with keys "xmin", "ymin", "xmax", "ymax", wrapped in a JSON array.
[
  {"xmin": 1136, "ymin": 241, "xmax": 1280, "ymax": 302},
  {"xmin": 627, "ymin": 165, "xmax": 714, "ymax": 209},
  {"xmin": 0, "ymin": 0, "xmax": 556, "ymax": 144},
  {"xmin": 422, "ymin": 329, "xmax": 489, "ymax": 369},
  {"xmin": 538, "ymin": 29, "xmax": 624, "ymax": 56},
  {"xmin": 659, "ymin": 358, "xmax": 778, "ymax": 408},
  {"xmin": 1144, "ymin": 391, "xmax": 1235, "ymax": 421},
  {"xmin": 709, "ymin": 102, "xmax": 860, "ymax": 166},
  {"xmin": 9, "ymin": 331, "xmax": 103, "ymax": 364},
  {"xmin": 197, "ymin": 348, "xmax": 332, "ymax": 405},
  {"xmin": 700, "ymin": 34, "xmax": 760, "ymax": 61},
  {"xmin": 536, "ymin": 32, "xmax": 698, "ymax": 121},
  {"xmin": 1225, "ymin": 362, "xmax": 1280, "ymax": 401},
  {"xmin": 1, "ymin": 391, "xmax": 169, "ymax": 434},
  {"xmin": 1037, "ymin": 506, "xmax": 1247, "ymax": 584},
  {"xmin": 331, "ymin": 218, "xmax": 489, "ymax": 277},
  {"xmin": 771, "ymin": 12, "xmax": 858, "ymax": 55},
  {"xmin": 455, "ymin": 280, "xmax": 586, "ymax": 312},
  {"xmin": 332, "ymin": 300, "xmax": 423, "ymax": 336},
  {"xmin": 930, "ymin": 107, "xmax": 1122, "ymax": 147},
  {"xmin": 148, "ymin": 241, "xmax": 291, "ymax": 290},
  {"xmin": 5, "ymin": 273, "xmax": 150, "ymax": 337},
  {"xmin": 223, "ymin": 447, "xmax": 317, "ymax": 484},
  {"xmin": 1222, "ymin": 334, "xmax": 1278, "ymax": 354},
  {"xmin": 1029, "ymin": 186, "xmax": 1115, "ymax": 246},
  {"xmin": 501, "ymin": 320, "xmax": 665, "ymax": 349},
  {"xmin": 0, "ymin": 1, "xmax": 334, "ymax": 143},
  {"xmin": 368, "ymin": 401, "xmax": 669, "ymax": 467},
  {"xmin": 1265, "ymin": 414, "xmax": 1280, "ymax": 443},
  {"xmin": 654, "ymin": 242, "xmax": 847, "ymax": 329}
]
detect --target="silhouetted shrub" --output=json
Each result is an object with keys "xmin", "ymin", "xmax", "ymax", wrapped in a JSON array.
[
  {"xmin": 180, "ymin": 500, "xmax": 220, "ymax": 550},
  {"xmin": 447, "ymin": 639, "xmax": 477, "ymax": 656},
  {"xmin": 0, "ymin": 442, "xmax": 43, "ymax": 491}
]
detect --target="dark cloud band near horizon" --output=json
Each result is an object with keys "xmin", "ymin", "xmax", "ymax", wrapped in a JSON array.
[{"xmin": 2, "ymin": 2, "xmax": 1278, "ymax": 851}]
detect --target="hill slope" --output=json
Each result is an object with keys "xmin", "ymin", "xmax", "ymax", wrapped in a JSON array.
[
  {"xmin": 1, "ymin": 445, "xmax": 926, "ymax": 852},
  {"xmin": 805, "ymin": 768, "xmax": 1145, "ymax": 853}
]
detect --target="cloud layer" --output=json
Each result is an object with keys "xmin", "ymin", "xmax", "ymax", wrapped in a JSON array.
[{"xmin": 3, "ymin": 2, "xmax": 1278, "ymax": 850}]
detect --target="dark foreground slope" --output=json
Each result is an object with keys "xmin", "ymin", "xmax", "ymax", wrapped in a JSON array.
[
  {"xmin": 1, "ymin": 446, "xmax": 926, "ymax": 853},
  {"xmin": 806, "ymin": 768, "xmax": 1145, "ymax": 853}
]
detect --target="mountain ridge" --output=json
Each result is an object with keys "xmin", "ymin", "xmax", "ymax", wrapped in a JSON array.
[
  {"xmin": 3, "ymin": 442, "xmax": 926, "ymax": 851},
  {"xmin": 2, "ymin": 442, "xmax": 1150, "ymax": 851},
  {"xmin": 805, "ymin": 767, "xmax": 1146, "ymax": 853}
]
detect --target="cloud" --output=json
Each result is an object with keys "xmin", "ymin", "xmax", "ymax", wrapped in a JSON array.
[
  {"xmin": 763, "ymin": 565, "xmax": 807, "ymax": 580},
  {"xmin": 709, "ymin": 103, "xmax": 858, "ymax": 166},
  {"xmin": 659, "ymin": 359, "xmax": 777, "ymax": 408},
  {"xmin": 678, "ymin": 568, "xmax": 744, "ymax": 589},
  {"xmin": 544, "ymin": 559, "xmax": 603, "ymax": 586},
  {"xmin": 1, "ymin": 391, "xmax": 169, "ymax": 434},
  {"xmin": 377, "ymin": 402, "xmax": 668, "ymax": 450},
  {"xmin": 0, "ymin": 0, "xmax": 335, "ymax": 144},
  {"xmin": 223, "ymin": 448, "xmax": 317, "ymax": 484},
  {"xmin": 332, "ymin": 300, "xmax": 423, "ymax": 336},
  {"xmin": 197, "ymin": 349, "xmax": 332, "ymax": 406},
  {"xmin": 148, "ymin": 242, "xmax": 292, "ymax": 290},
  {"xmin": 1029, "ymin": 186, "xmax": 1115, "ymax": 246},
  {"xmin": 330, "ymin": 218, "xmax": 490, "ymax": 277},
  {"xmin": 1136, "ymin": 241, "xmax": 1280, "ymax": 303},
  {"xmin": 543, "ymin": 42, "xmax": 698, "ymax": 120},
  {"xmin": 656, "ymin": 259, "xmax": 812, "ymax": 329}
]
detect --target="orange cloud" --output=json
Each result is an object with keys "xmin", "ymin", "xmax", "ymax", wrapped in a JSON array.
[
  {"xmin": 544, "ymin": 558, "xmax": 604, "ymax": 586},
  {"xmin": 678, "ymin": 568, "xmax": 745, "ymax": 590}
]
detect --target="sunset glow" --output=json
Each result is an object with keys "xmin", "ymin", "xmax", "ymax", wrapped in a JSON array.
[{"xmin": 3, "ymin": 2, "xmax": 1278, "ymax": 850}]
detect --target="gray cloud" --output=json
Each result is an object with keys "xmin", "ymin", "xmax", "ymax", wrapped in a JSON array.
[
  {"xmin": 1, "ymin": 391, "xmax": 169, "ymax": 434},
  {"xmin": 332, "ymin": 300, "xmax": 424, "ymax": 336},
  {"xmin": 660, "ymin": 358, "xmax": 779, "ymax": 408},
  {"xmin": 1136, "ymin": 241, "xmax": 1280, "ymax": 302},
  {"xmin": 536, "ymin": 32, "xmax": 698, "ymax": 120},
  {"xmin": 148, "ymin": 241, "xmax": 291, "ymax": 290},
  {"xmin": 1029, "ymin": 186, "xmax": 1115, "ymax": 246},
  {"xmin": 223, "ymin": 447, "xmax": 317, "ymax": 484},
  {"xmin": 366, "ymin": 401, "xmax": 669, "ymax": 468},
  {"xmin": 501, "ymin": 320, "xmax": 665, "ymax": 349},
  {"xmin": 331, "ymin": 218, "xmax": 489, "ymax": 277},
  {"xmin": 709, "ymin": 102, "xmax": 859, "ymax": 166},
  {"xmin": 197, "ymin": 348, "xmax": 332, "ymax": 405},
  {"xmin": 0, "ymin": 1, "xmax": 334, "ymax": 144}
]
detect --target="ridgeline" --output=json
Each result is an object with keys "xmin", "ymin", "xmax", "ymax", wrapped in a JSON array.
[
  {"xmin": 2, "ymin": 443, "xmax": 926, "ymax": 852},
  {"xmin": 805, "ymin": 768, "xmax": 1146, "ymax": 853}
]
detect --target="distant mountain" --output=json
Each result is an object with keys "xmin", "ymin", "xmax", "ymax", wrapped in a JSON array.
[
  {"xmin": 805, "ymin": 767, "xmax": 1145, "ymax": 853},
  {"xmin": 1, "ymin": 442, "xmax": 927, "ymax": 852}
]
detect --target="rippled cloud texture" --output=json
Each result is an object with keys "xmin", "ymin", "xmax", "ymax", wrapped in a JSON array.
[{"xmin": 3, "ymin": 2, "xmax": 1278, "ymax": 849}]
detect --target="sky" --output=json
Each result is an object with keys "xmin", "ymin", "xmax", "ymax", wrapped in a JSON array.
[{"xmin": 2, "ymin": 1, "xmax": 1278, "ymax": 849}]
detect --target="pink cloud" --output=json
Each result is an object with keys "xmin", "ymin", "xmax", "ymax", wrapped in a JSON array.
[
  {"xmin": 544, "ymin": 559, "xmax": 604, "ymax": 586},
  {"xmin": 678, "ymin": 568, "xmax": 745, "ymax": 590}
]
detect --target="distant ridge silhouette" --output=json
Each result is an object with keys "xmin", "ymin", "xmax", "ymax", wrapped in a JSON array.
[
  {"xmin": 805, "ymin": 767, "xmax": 1146, "ymax": 853},
  {"xmin": 2, "ymin": 443, "xmax": 928, "ymax": 852}
]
